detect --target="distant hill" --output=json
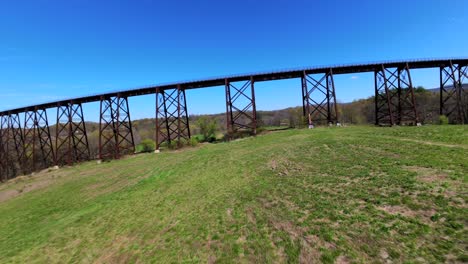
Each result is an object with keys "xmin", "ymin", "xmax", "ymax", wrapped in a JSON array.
[{"xmin": 427, "ymin": 83, "xmax": 468, "ymax": 93}]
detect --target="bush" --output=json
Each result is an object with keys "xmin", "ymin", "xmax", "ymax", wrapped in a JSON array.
[
  {"xmin": 197, "ymin": 117, "xmax": 218, "ymax": 142},
  {"xmin": 138, "ymin": 139, "xmax": 156, "ymax": 153},
  {"xmin": 193, "ymin": 134, "xmax": 205, "ymax": 142},
  {"xmin": 438, "ymin": 115, "xmax": 449, "ymax": 125},
  {"xmin": 168, "ymin": 140, "xmax": 179, "ymax": 150},
  {"xmin": 189, "ymin": 137, "xmax": 199, "ymax": 147}
]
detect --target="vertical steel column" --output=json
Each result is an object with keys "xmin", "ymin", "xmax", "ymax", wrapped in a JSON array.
[
  {"xmin": 56, "ymin": 102, "xmax": 90, "ymax": 165},
  {"xmin": 0, "ymin": 115, "xmax": 9, "ymax": 181},
  {"xmin": 155, "ymin": 89, "xmax": 169, "ymax": 150},
  {"xmin": 225, "ymin": 79, "xmax": 233, "ymax": 135},
  {"xmin": 459, "ymin": 65, "xmax": 468, "ymax": 123},
  {"xmin": 69, "ymin": 102, "xmax": 90, "ymax": 162},
  {"xmin": 23, "ymin": 110, "xmax": 37, "ymax": 173},
  {"xmin": 8, "ymin": 113, "xmax": 25, "ymax": 176},
  {"xmin": 21, "ymin": 108, "xmax": 55, "ymax": 173},
  {"xmin": 327, "ymin": 69, "xmax": 339, "ymax": 123},
  {"xmin": 374, "ymin": 65, "xmax": 398, "ymax": 126},
  {"xmin": 176, "ymin": 85, "xmax": 191, "ymax": 144},
  {"xmin": 301, "ymin": 71, "xmax": 309, "ymax": 118},
  {"xmin": 302, "ymin": 69, "xmax": 338, "ymax": 125},
  {"xmin": 225, "ymin": 78, "xmax": 257, "ymax": 134},
  {"xmin": 35, "ymin": 108, "xmax": 55, "ymax": 169},
  {"xmin": 250, "ymin": 77, "xmax": 257, "ymax": 134},
  {"xmin": 99, "ymin": 96, "xmax": 117, "ymax": 160},
  {"xmin": 397, "ymin": 63, "xmax": 419, "ymax": 125},
  {"xmin": 115, "ymin": 95, "xmax": 135, "ymax": 157},
  {"xmin": 99, "ymin": 95, "xmax": 134, "ymax": 160},
  {"xmin": 56, "ymin": 103, "xmax": 72, "ymax": 165},
  {"xmin": 440, "ymin": 61, "xmax": 466, "ymax": 124},
  {"xmin": 155, "ymin": 88, "xmax": 190, "ymax": 149}
]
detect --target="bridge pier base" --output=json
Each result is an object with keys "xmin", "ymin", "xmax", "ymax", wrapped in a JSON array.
[
  {"xmin": 440, "ymin": 61, "xmax": 467, "ymax": 124},
  {"xmin": 375, "ymin": 64, "xmax": 418, "ymax": 126},
  {"xmin": 155, "ymin": 86, "xmax": 191, "ymax": 150},
  {"xmin": 56, "ymin": 102, "xmax": 90, "ymax": 166},
  {"xmin": 302, "ymin": 69, "xmax": 338, "ymax": 126},
  {"xmin": 225, "ymin": 77, "xmax": 257, "ymax": 135},
  {"xmin": 99, "ymin": 95, "xmax": 135, "ymax": 160}
]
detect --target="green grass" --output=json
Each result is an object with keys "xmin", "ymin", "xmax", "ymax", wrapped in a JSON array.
[{"xmin": 0, "ymin": 125, "xmax": 467, "ymax": 263}]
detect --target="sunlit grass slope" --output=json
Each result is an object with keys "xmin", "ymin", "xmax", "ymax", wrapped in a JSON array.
[{"xmin": 0, "ymin": 125, "xmax": 467, "ymax": 263}]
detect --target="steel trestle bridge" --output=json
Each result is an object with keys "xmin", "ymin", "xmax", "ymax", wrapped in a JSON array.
[{"xmin": 0, "ymin": 58, "xmax": 467, "ymax": 180}]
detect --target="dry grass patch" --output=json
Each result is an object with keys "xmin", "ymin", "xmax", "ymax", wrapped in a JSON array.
[
  {"xmin": 404, "ymin": 166, "xmax": 448, "ymax": 183},
  {"xmin": 377, "ymin": 205, "xmax": 436, "ymax": 225}
]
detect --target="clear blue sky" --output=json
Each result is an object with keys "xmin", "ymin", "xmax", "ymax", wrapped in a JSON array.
[{"xmin": 1, "ymin": 0, "xmax": 467, "ymax": 119}]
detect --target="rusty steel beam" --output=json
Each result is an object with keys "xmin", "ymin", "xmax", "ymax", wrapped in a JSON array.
[
  {"xmin": 99, "ymin": 95, "xmax": 135, "ymax": 160},
  {"xmin": 302, "ymin": 69, "xmax": 338, "ymax": 125},
  {"xmin": 56, "ymin": 102, "xmax": 90, "ymax": 166},
  {"xmin": 155, "ymin": 87, "xmax": 190, "ymax": 149},
  {"xmin": 440, "ymin": 61, "xmax": 467, "ymax": 124},
  {"xmin": 225, "ymin": 77, "xmax": 257, "ymax": 135}
]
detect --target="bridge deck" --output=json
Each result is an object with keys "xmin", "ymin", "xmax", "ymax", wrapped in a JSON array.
[{"xmin": 1, "ymin": 58, "xmax": 467, "ymax": 115}]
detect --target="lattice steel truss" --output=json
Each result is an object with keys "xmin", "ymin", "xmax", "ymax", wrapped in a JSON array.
[
  {"xmin": 35, "ymin": 109, "xmax": 55, "ymax": 169},
  {"xmin": 99, "ymin": 95, "xmax": 135, "ymax": 160},
  {"xmin": 155, "ymin": 86, "xmax": 190, "ymax": 149},
  {"xmin": 225, "ymin": 77, "xmax": 257, "ymax": 134},
  {"xmin": 302, "ymin": 69, "xmax": 338, "ymax": 125},
  {"xmin": 375, "ymin": 64, "xmax": 418, "ymax": 126},
  {"xmin": 440, "ymin": 62, "xmax": 468, "ymax": 124},
  {"xmin": 8, "ymin": 113, "xmax": 25, "ymax": 176},
  {"xmin": 23, "ymin": 110, "xmax": 37, "ymax": 173},
  {"xmin": 56, "ymin": 102, "xmax": 90, "ymax": 166}
]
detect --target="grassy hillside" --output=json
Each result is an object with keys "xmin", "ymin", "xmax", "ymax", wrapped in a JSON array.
[{"xmin": 0, "ymin": 126, "xmax": 467, "ymax": 263}]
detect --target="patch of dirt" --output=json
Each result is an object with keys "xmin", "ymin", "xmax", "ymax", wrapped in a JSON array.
[
  {"xmin": 0, "ymin": 174, "xmax": 58, "ymax": 203},
  {"xmin": 267, "ymin": 158, "xmax": 303, "ymax": 177},
  {"xmin": 269, "ymin": 219, "xmax": 337, "ymax": 263},
  {"xmin": 207, "ymin": 255, "xmax": 217, "ymax": 264},
  {"xmin": 335, "ymin": 255, "xmax": 351, "ymax": 264},
  {"xmin": 379, "ymin": 249, "xmax": 390, "ymax": 261},
  {"xmin": 299, "ymin": 239, "xmax": 321, "ymax": 264},
  {"xmin": 272, "ymin": 221, "xmax": 307, "ymax": 240},
  {"xmin": 377, "ymin": 205, "xmax": 436, "ymax": 224},
  {"xmin": 404, "ymin": 166, "xmax": 448, "ymax": 183},
  {"xmin": 246, "ymin": 208, "xmax": 256, "ymax": 224},
  {"xmin": 226, "ymin": 208, "xmax": 233, "ymax": 220},
  {"xmin": 258, "ymin": 197, "xmax": 278, "ymax": 209},
  {"xmin": 95, "ymin": 235, "xmax": 138, "ymax": 264}
]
